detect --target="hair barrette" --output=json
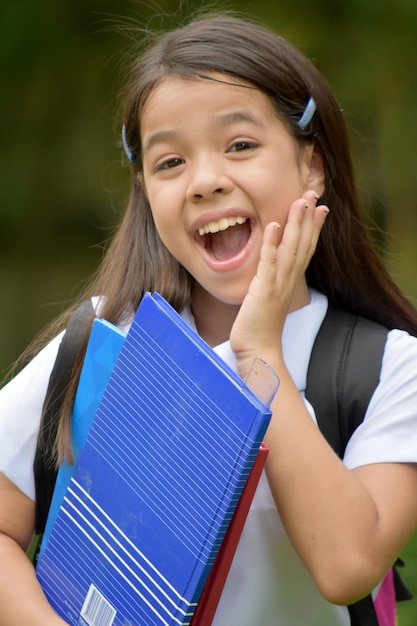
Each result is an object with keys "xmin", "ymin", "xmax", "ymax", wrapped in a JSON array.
[
  {"xmin": 297, "ymin": 96, "xmax": 316, "ymax": 131},
  {"xmin": 121, "ymin": 124, "xmax": 137, "ymax": 164}
]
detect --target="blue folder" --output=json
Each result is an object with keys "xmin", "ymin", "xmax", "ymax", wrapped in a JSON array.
[
  {"xmin": 36, "ymin": 292, "xmax": 274, "ymax": 626},
  {"xmin": 37, "ymin": 317, "xmax": 126, "ymax": 563}
]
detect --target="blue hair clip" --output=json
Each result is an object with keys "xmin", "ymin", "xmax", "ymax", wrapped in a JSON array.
[
  {"xmin": 121, "ymin": 124, "xmax": 136, "ymax": 164},
  {"xmin": 297, "ymin": 96, "xmax": 316, "ymax": 131}
]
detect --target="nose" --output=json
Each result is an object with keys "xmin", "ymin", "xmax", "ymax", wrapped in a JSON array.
[{"xmin": 185, "ymin": 154, "xmax": 233, "ymax": 201}]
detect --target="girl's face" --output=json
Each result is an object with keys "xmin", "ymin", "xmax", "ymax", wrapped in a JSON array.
[{"xmin": 140, "ymin": 74, "xmax": 324, "ymax": 308}]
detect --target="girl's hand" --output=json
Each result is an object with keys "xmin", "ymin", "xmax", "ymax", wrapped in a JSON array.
[{"xmin": 230, "ymin": 190, "xmax": 329, "ymax": 377}]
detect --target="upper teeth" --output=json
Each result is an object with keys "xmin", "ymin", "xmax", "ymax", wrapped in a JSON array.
[{"xmin": 198, "ymin": 216, "xmax": 247, "ymax": 236}]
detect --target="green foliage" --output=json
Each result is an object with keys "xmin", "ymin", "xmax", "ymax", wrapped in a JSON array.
[
  {"xmin": 1, "ymin": 0, "xmax": 417, "ymax": 365},
  {"xmin": 398, "ymin": 533, "xmax": 417, "ymax": 625}
]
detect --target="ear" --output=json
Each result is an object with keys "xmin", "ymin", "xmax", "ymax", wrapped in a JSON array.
[{"xmin": 302, "ymin": 144, "xmax": 325, "ymax": 197}]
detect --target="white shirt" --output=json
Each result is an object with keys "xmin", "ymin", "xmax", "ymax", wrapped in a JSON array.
[{"xmin": 1, "ymin": 289, "xmax": 417, "ymax": 624}]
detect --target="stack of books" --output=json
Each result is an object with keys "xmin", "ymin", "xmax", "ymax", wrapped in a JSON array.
[{"xmin": 37, "ymin": 293, "xmax": 276, "ymax": 625}]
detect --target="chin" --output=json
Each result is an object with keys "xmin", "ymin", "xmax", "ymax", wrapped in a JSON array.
[
  {"xmin": 192, "ymin": 276, "xmax": 252, "ymax": 308},
  {"xmin": 211, "ymin": 289, "xmax": 247, "ymax": 307}
]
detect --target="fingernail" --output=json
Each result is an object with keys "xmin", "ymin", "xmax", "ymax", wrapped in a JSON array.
[{"xmin": 323, "ymin": 207, "xmax": 330, "ymax": 215}]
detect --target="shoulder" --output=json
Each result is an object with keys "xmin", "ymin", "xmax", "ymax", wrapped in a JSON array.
[
  {"xmin": 0, "ymin": 330, "xmax": 64, "ymax": 499},
  {"xmin": 0, "ymin": 297, "xmax": 101, "ymax": 499},
  {"xmin": 377, "ymin": 327, "xmax": 417, "ymax": 411},
  {"xmin": 383, "ymin": 327, "xmax": 417, "ymax": 369}
]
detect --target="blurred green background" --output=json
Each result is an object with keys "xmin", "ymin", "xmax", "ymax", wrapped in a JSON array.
[{"xmin": 1, "ymin": 0, "xmax": 417, "ymax": 621}]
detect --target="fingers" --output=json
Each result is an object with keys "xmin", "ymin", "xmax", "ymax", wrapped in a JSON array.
[
  {"xmin": 260, "ymin": 222, "xmax": 281, "ymax": 264},
  {"xmin": 301, "ymin": 189, "xmax": 330, "ymax": 252},
  {"xmin": 249, "ymin": 222, "xmax": 282, "ymax": 300},
  {"xmin": 279, "ymin": 190, "xmax": 329, "ymax": 274}
]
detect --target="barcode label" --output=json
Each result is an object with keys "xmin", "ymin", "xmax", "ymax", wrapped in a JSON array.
[{"xmin": 80, "ymin": 584, "xmax": 117, "ymax": 626}]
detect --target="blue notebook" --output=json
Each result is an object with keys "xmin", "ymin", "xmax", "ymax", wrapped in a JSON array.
[
  {"xmin": 36, "ymin": 292, "xmax": 275, "ymax": 626},
  {"xmin": 37, "ymin": 317, "xmax": 126, "ymax": 563}
]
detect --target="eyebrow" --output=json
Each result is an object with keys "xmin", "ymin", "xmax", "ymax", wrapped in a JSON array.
[
  {"xmin": 142, "ymin": 110, "xmax": 266, "ymax": 155},
  {"xmin": 212, "ymin": 110, "xmax": 267, "ymax": 130},
  {"xmin": 142, "ymin": 129, "xmax": 182, "ymax": 156}
]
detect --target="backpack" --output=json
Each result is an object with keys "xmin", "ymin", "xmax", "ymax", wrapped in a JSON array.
[{"xmin": 33, "ymin": 301, "xmax": 412, "ymax": 624}]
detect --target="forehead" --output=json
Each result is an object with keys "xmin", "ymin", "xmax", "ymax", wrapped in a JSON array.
[{"xmin": 140, "ymin": 73, "xmax": 282, "ymax": 140}]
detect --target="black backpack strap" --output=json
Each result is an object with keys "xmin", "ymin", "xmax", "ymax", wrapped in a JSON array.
[
  {"xmin": 347, "ymin": 596, "xmax": 382, "ymax": 626},
  {"xmin": 305, "ymin": 304, "xmax": 388, "ymax": 457},
  {"xmin": 34, "ymin": 300, "xmax": 94, "ymax": 535},
  {"xmin": 393, "ymin": 557, "xmax": 414, "ymax": 601},
  {"xmin": 305, "ymin": 303, "xmax": 388, "ymax": 626}
]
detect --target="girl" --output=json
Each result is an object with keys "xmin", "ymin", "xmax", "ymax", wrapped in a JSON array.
[{"xmin": 1, "ymin": 12, "xmax": 417, "ymax": 626}]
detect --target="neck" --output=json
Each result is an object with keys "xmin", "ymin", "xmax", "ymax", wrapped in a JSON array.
[
  {"xmin": 191, "ymin": 287, "xmax": 240, "ymax": 347},
  {"xmin": 191, "ymin": 277, "xmax": 311, "ymax": 347},
  {"xmin": 290, "ymin": 277, "xmax": 311, "ymax": 311}
]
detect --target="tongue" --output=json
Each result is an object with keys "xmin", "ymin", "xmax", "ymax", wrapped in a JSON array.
[{"xmin": 206, "ymin": 222, "xmax": 251, "ymax": 261}]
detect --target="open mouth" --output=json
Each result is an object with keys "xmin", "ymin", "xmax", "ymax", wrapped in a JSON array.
[{"xmin": 198, "ymin": 217, "xmax": 252, "ymax": 261}]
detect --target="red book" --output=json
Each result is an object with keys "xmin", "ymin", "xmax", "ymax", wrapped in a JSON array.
[{"xmin": 191, "ymin": 442, "xmax": 269, "ymax": 625}]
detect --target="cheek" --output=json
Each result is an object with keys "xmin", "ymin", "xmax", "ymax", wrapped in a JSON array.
[
  {"xmin": 258, "ymin": 173, "xmax": 303, "ymax": 227},
  {"xmin": 151, "ymin": 213, "xmax": 176, "ymax": 252},
  {"xmin": 258, "ymin": 199, "xmax": 291, "ymax": 233},
  {"xmin": 149, "ymin": 200, "xmax": 188, "ymax": 262},
  {"xmin": 147, "ymin": 189, "xmax": 177, "ymax": 233}
]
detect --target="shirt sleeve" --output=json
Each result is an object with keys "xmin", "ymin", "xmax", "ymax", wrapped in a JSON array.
[
  {"xmin": 0, "ymin": 332, "xmax": 64, "ymax": 500},
  {"xmin": 343, "ymin": 328, "xmax": 417, "ymax": 469}
]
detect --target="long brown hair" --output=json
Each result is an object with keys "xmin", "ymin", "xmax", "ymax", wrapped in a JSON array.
[{"xmin": 41, "ymin": 13, "xmax": 417, "ymax": 461}]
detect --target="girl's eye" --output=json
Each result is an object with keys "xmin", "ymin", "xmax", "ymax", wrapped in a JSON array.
[
  {"xmin": 229, "ymin": 140, "xmax": 257, "ymax": 152},
  {"xmin": 155, "ymin": 157, "xmax": 184, "ymax": 171}
]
